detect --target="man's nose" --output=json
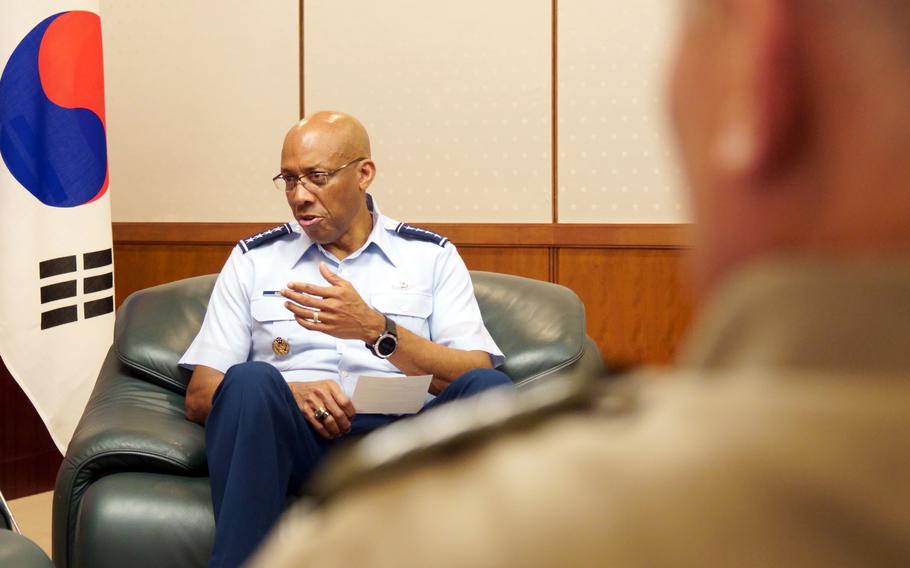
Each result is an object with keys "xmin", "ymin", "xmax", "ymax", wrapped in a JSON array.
[{"xmin": 287, "ymin": 181, "xmax": 317, "ymax": 204}]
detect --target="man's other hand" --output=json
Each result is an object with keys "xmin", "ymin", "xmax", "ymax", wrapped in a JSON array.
[
  {"xmin": 282, "ymin": 261, "xmax": 385, "ymax": 342},
  {"xmin": 288, "ymin": 379, "xmax": 356, "ymax": 439}
]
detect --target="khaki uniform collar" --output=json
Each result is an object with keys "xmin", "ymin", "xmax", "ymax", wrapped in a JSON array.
[{"xmin": 678, "ymin": 257, "xmax": 910, "ymax": 376}]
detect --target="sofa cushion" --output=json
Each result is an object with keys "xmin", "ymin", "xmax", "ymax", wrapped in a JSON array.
[
  {"xmin": 114, "ymin": 274, "xmax": 216, "ymax": 394},
  {"xmin": 73, "ymin": 473, "xmax": 213, "ymax": 568}
]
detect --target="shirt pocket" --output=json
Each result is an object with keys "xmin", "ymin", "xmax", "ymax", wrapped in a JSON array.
[
  {"xmin": 249, "ymin": 297, "xmax": 310, "ymax": 364},
  {"xmin": 371, "ymin": 292, "xmax": 433, "ymax": 339},
  {"xmin": 251, "ymin": 296, "xmax": 297, "ymax": 324}
]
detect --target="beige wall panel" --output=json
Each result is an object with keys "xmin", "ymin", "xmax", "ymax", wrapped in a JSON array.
[
  {"xmin": 558, "ymin": 1, "xmax": 688, "ymax": 223},
  {"xmin": 102, "ymin": 0, "xmax": 299, "ymax": 222},
  {"xmin": 304, "ymin": 0, "xmax": 552, "ymax": 223}
]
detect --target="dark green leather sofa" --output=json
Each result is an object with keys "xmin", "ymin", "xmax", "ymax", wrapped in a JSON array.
[
  {"xmin": 0, "ymin": 529, "xmax": 53, "ymax": 567},
  {"xmin": 1, "ymin": 494, "xmax": 53, "ymax": 567},
  {"xmin": 53, "ymin": 271, "xmax": 606, "ymax": 568}
]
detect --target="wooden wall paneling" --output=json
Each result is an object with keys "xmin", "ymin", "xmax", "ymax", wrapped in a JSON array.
[
  {"xmin": 111, "ymin": 223, "xmax": 696, "ymax": 366},
  {"xmin": 549, "ymin": 247, "xmax": 559, "ymax": 282},
  {"xmin": 112, "ymin": 222, "xmax": 691, "ymax": 248},
  {"xmin": 114, "ymin": 243, "xmax": 233, "ymax": 306},
  {"xmin": 113, "ymin": 243, "xmax": 555, "ymax": 302},
  {"xmin": 458, "ymin": 247, "xmax": 551, "ymax": 282},
  {"xmin": 112, "ymin": 222, "xmax": 271, "ymax": 246},
  {"xmin": 558, "ymin": 248, "xmax": 695, "ymax": 366},
  {"xmin": 0, "ymin": 358, "xmax": 62, "ymax": 499},
  {"xmin": 421, "ymin": 223, "xmax": 691, "ymax": 248}
]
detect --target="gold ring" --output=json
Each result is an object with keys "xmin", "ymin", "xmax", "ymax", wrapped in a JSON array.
[{"xmin": 313, "ymin": 311, "xmax": 320, "ymax": 324}]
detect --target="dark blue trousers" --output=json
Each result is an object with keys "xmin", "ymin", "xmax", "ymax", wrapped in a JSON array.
[{"xmin": 205, "ymin": 362, "xmax": 512, "ymax": 568}]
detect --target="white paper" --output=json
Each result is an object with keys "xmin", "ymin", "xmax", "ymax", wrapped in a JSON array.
[{"xmin": 352, "ymin": 375, "xmax": 433, "ymax": 414}]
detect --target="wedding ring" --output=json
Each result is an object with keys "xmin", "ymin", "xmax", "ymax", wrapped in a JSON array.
[{"xmin": 313, "ymin": 311, "xmax": 320, "ymax": 324}]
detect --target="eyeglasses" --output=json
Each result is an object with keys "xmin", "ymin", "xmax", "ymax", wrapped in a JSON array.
[{"xmin": 272, "ymin": 157, "xmax": 367, "ymax": 192}]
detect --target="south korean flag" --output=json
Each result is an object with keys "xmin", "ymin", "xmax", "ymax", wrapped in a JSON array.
[{"xmin": 0, "ymin": 1, "xmax": 114, "ymax": 451}]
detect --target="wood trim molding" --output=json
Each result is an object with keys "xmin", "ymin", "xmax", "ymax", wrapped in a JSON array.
[
  {"xmin": 422, "ymin": 223, "xmax": 692, "ymax": 248},
  {"xmin": 112, "ymin": 222, "xmax": 693, "ymax": 249},
  {"xmin": 551, "ymin": 0, "xmax": 559, "ymax": 224},
  {"xmin": 113, "ymin": 223, "xmax": 270, "ymax": 245},
  {"xmin": 299, "ymin": 0, "xmax": 305, "ymax": 118}
]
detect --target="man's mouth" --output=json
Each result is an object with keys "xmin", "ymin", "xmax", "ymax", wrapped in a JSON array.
[{"xmin": 298, "ymin": 215, "xmax": 323, "ymax": 227}]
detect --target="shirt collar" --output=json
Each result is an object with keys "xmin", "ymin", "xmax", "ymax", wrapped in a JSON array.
[
  {"xmin": 368, "ymin": 197, "xmax": 402, "ymax": 268},
  {"xmin": 287, "ymin": 194, "xmax": 401, "ymax": 268}
]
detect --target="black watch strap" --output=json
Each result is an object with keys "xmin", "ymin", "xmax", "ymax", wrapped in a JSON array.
[{"xmin": 366, "ymin": 314, "xmax": 398, "ymax": 358}]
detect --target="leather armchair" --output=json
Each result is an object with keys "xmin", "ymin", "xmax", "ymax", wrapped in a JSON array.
[
  {"xmin": 1, "ymin": 494, "xmax": 53, "ymax": 567},
  {"xmin": 53, "ymin": 271, "xmax": 606, "ymax": 568},
  {"xmin": 0, "ymin": 531, "xmax": 53, "ymax": 568}
]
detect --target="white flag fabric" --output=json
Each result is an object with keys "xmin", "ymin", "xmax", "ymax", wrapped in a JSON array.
[{"xmin": 0, "ymin": 1, "xmax": 114, "ymax": 452}]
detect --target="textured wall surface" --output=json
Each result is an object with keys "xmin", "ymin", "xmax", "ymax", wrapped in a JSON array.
[
  {"xmin": 103, "ymin": 1, "xmax": 688, "ymax": 223},
  {"xmin": 304, "ymin": 0, "xmax": 553, "ymax": 223},
  {"xmin": 558, "ymin": 1, "xmax": 686, "ymax": 222},
  {"xmin": 103, "ymin": 0, "xmax": 299, "ymax": 222}
]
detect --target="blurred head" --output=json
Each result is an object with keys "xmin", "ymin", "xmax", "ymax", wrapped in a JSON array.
[
  {"xmin": 668, "ymin": 0, "xmax": 910, "ymax": 296},
  {"xmin": 279, "ymin": 111, "xmax": 376, "ymax": 255}
]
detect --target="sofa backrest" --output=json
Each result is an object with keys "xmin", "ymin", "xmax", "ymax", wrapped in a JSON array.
[
  {"xmin": 114, "ymin": 274, "xmax": 215, "ymax": 393},
  {"xmin": 114, "ymin": 271, "xmax": 588, "ymax": 394}
]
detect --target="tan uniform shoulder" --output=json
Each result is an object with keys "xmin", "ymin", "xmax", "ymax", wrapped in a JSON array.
[{"xmin": 307, "ymin": 376, "xmax": 633, "ymax": 501}]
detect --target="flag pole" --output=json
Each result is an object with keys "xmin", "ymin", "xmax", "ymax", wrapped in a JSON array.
[{"xmin": 0, "ymin": 488, "xmax": 22, "ymax": 533}]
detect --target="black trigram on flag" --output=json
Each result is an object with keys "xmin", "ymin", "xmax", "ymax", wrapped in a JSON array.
[{"xmin": 38, "ymin": 248, "xmax": 114, "ymax": 330}]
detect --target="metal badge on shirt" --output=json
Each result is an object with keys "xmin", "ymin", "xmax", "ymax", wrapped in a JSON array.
[{"xmin": 272, "ymin": 337, "xmax": 290, "ymax": 356}]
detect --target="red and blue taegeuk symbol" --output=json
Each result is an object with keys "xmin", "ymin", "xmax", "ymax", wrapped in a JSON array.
[{"xmin": 0, "ymin": 11, "xmax": 108, "ymax": 208}]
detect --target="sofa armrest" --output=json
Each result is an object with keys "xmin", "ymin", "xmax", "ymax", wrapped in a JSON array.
[
  {"xmin": 54, "ymin": 347, "xmax": 206, "ymax": 567},
  {"xmin": 513, "ymin": 336, "xmax": 609, "ymax": 389},
  {"xmin": 0, "ymin": 530, "xmax": 53, "ymax": 568}
]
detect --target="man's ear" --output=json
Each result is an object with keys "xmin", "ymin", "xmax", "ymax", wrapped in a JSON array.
[
  {"xmin": 358, "ymin": 159, "xmax": 376, "ymax": 190},
  {"xmin": 713, "ymin": 0, "xmax": 800, "ymax": 182}
]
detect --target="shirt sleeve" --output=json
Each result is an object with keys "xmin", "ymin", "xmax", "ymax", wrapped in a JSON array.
[
  {"xmin": 178, "ymin": 246, "xmax": 253, "ymax": 373},
  {"xmin": 428, "ymin": 244, "xmax": 505, "ymax": 367}
]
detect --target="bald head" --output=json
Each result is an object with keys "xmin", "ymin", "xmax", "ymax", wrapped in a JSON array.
[
  {"xmin": 277, "ymin": 111, "xmax": 377, "ymax": 257},
  {"xmin": 671, "ymin": 0, "xmax": 910, "ymax": 296},
  {"xmin": 284, "ymin": 111, "xmax": 371, "ymax": 165}
]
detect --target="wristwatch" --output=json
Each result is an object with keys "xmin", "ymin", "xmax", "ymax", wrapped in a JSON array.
[{"xmin": 366, "ymin": 314, "xmax": 398, "ymax": 359}]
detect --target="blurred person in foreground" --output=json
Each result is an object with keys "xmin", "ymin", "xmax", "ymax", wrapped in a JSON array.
[{"xmin": 251, "ymin": 1, "xmax": 910, "ymax": 566}]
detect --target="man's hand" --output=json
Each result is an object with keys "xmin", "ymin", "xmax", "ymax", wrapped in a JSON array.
[
  {"xmin": 282, "ymin": 261, "xmax": 492, "ymax": 399},
  {"xmin": 287, "ymin": 379, "xmax": 355, "ymax": 439},
  {"xmin": 281, "ymin": 261, "xmax": 385, "ymax": 342}
]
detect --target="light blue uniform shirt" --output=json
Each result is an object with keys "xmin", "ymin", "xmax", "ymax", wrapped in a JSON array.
[{"xmin": 179, "ymin": 197, "xmax": 504, "ymax": 399}]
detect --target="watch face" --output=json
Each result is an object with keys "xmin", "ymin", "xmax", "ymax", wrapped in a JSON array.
[{"xmin": 377, "ymin": 335, "xmax": 397, "ymax": 356}]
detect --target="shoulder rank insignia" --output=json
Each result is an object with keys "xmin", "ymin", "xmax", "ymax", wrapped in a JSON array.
[
  {"xmin": 394, "ymin": 223, "xmax": 449, "ymax": 247},
  {"xmin": 238, "ymin": 223, "xmax": 292, "ymax": 253}
]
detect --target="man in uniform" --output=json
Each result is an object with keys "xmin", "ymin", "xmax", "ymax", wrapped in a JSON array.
[
  {"xmin": 250, "ymin": 1, "xmax": 910, "ymax": 566},
  {"xmin": 178, "ymin": 111, "xmax": 510, "ymax": 567}
]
